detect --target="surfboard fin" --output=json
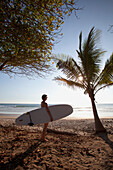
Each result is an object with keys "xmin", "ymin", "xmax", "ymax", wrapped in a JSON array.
[
  {"xmin": 19, "ymin": 119, "xmax": 23, "ymax": 122},
  {"xmin": 28, "ymin": 122, "xmax": 34, "ymax": 126}
]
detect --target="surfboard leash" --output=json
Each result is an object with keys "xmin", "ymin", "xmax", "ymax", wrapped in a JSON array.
[{"xmin": 27, "ymin": 112, "xmax": 34, "ymax": 126}]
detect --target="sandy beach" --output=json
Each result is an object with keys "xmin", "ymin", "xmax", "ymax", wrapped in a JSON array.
[{"xmin": 0, "ymin": 116, "xmax": 113, "ymax": 170}]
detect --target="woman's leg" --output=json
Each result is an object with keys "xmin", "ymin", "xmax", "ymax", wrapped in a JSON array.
[{"xmin": 41, "ymin": 123, "xmax": 48, "ymax": 140}]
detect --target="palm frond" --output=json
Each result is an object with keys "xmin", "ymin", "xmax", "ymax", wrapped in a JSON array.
[
  {"xmin": 95, "ymin": 82, "xmax": 113, "ymax": 95},
  {"xmin": 71, "ymin": 58, "xmax": 84, "ymax": 77},
  {"xmin": 54, "ymin": 76, "xmax": 84, "ymax": 89},
  {"xmin": 56, "ymin": 58, "xmax": 82, "ymax": 81},
  {"xmin": 54, "ymin": 27, "xmax": 113, "ymax": 98},
  {"xmin": 53, "ymin": 54, "xmax": 70, "ymax": 63},
  {"xmin": 79, "ymin": 31, "xmax": 82, "ymax": 53},
  {"xmin": 94, "ymin": 53, "xmax": 113, "ymax": 90},
  {"xmin": 78, "ymin": 27, "xmax": 105, "ymax": 84}
]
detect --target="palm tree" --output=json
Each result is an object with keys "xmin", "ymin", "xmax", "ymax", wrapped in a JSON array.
[{"xmin": 54, "ymin": 27, "xmax": 113, "ymax": 133}]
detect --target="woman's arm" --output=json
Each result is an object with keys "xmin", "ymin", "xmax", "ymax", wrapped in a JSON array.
[{"xmin": 45, "ymin": 104, "xmax": 53, "ymax": 121}]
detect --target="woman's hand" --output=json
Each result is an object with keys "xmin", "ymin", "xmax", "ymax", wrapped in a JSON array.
[{"xmin": 50, "ymin": 116, "xmax": 53, "ymax": 122}]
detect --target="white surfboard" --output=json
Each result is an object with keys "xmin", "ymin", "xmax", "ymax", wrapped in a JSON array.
[{"xmin": 15, "ymin": 104, "xmax": 73, "ymax": 126}]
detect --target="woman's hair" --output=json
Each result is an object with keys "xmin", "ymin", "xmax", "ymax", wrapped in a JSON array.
[{"xmin": 42, "ymin": 94, "xmax": 47, "ymax": 101}]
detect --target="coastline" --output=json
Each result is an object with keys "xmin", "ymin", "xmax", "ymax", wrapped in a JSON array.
[
  {"xmin": 0, "ymin": 116, "xmax": 113, "ymax": 169},
  {"xmin": 0, "ymin": 114, "xmax": 20, "ymax": 119},
  {"xmin": 0, "ymin": 113, "xmax": 113, "ymax": 119}
]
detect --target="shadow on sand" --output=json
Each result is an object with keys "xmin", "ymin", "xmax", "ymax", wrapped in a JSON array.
[
  {"xmin": 1, "ymin": 141, "xmax": 42, "ymax": 170},
  {"xmin": 97, "ymin": 132, "xmax": 113, "ymax": 150}
]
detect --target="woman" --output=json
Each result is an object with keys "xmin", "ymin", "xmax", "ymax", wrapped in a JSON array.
[{"xmin": 40, "ymin": 94, "xmax": 53, "ymax": 141}]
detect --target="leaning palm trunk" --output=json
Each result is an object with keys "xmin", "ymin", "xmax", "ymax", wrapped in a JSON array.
[
  {"xmin": 90, "ymin": 95, "xmax": 106, "ymax": 133},
  {"xmin": 55, "ymin": 27, "xmax": 113, "ymax": 134}
]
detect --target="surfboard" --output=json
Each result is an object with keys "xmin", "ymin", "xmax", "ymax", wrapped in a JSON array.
[{"xmin": 15, "ymin": 104, "xmax": 73, "ymax": 126}]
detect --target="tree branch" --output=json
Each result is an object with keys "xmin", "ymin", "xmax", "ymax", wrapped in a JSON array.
[{"xmin": 0, "ymin": 60, "xmax": 8, "ymax": 71}]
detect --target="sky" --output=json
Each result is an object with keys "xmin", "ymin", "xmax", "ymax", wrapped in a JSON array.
[{"xmin": 0, "ymin": 0, "xmax": 113, "ymax": 107}]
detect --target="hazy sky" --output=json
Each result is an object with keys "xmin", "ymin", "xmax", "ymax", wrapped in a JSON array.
[{"xmin": 0, "ymin": 0, "xmax": 113, "ymax": 107}]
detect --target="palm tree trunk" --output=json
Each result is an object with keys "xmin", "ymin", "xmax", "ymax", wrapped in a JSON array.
[{"xmin": 90, "ymin": 97, "xmax": 106, "ymax": 133}]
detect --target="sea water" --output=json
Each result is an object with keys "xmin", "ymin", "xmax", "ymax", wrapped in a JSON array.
[
  {"xmin": 0, "ymin": 103, "xmax": 113, "ymax": 119},
  {"xmin": 0, "ymin": 104, "xmax": 40, "ymax": 115},
  {"xmin": 70, "ymin": 104, "xmax": 113, "ymax": 119}
]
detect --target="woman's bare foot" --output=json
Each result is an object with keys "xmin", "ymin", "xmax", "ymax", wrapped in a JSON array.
[{"xmin": 40, "ymin": 138, "xmax": 48, "ymax": 142}]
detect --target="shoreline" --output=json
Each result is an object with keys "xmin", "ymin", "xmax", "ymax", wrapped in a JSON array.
[
  {"xmin": 0, "ymin": 113, "xmax": 113, "ymax": 120},
  {"xmin": 0, "ymin": 114, "xmax": 20, "ymax": 119}
]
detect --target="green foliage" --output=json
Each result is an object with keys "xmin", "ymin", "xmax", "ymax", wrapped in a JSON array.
[
  {"xmin": 0, "ymin": 0, "xmax": 79, "ymax": 76},
  {"xmin": 94, "ymin": 53, "xmax": 113, "ymax": 94},
  {"xmin": 55, "ymin": 27, "xmax": 113, "ymax": 96}
]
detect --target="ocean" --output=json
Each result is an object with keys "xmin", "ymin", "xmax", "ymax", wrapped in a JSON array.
[{"xmin": 0, "ymin": 103, "xmax": 113, "ymax": 119}]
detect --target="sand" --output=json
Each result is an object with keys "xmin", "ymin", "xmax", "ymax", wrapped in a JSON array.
[{"xmin": 0, "ymin": 116, "xmax": 113, "ymax": 169}]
